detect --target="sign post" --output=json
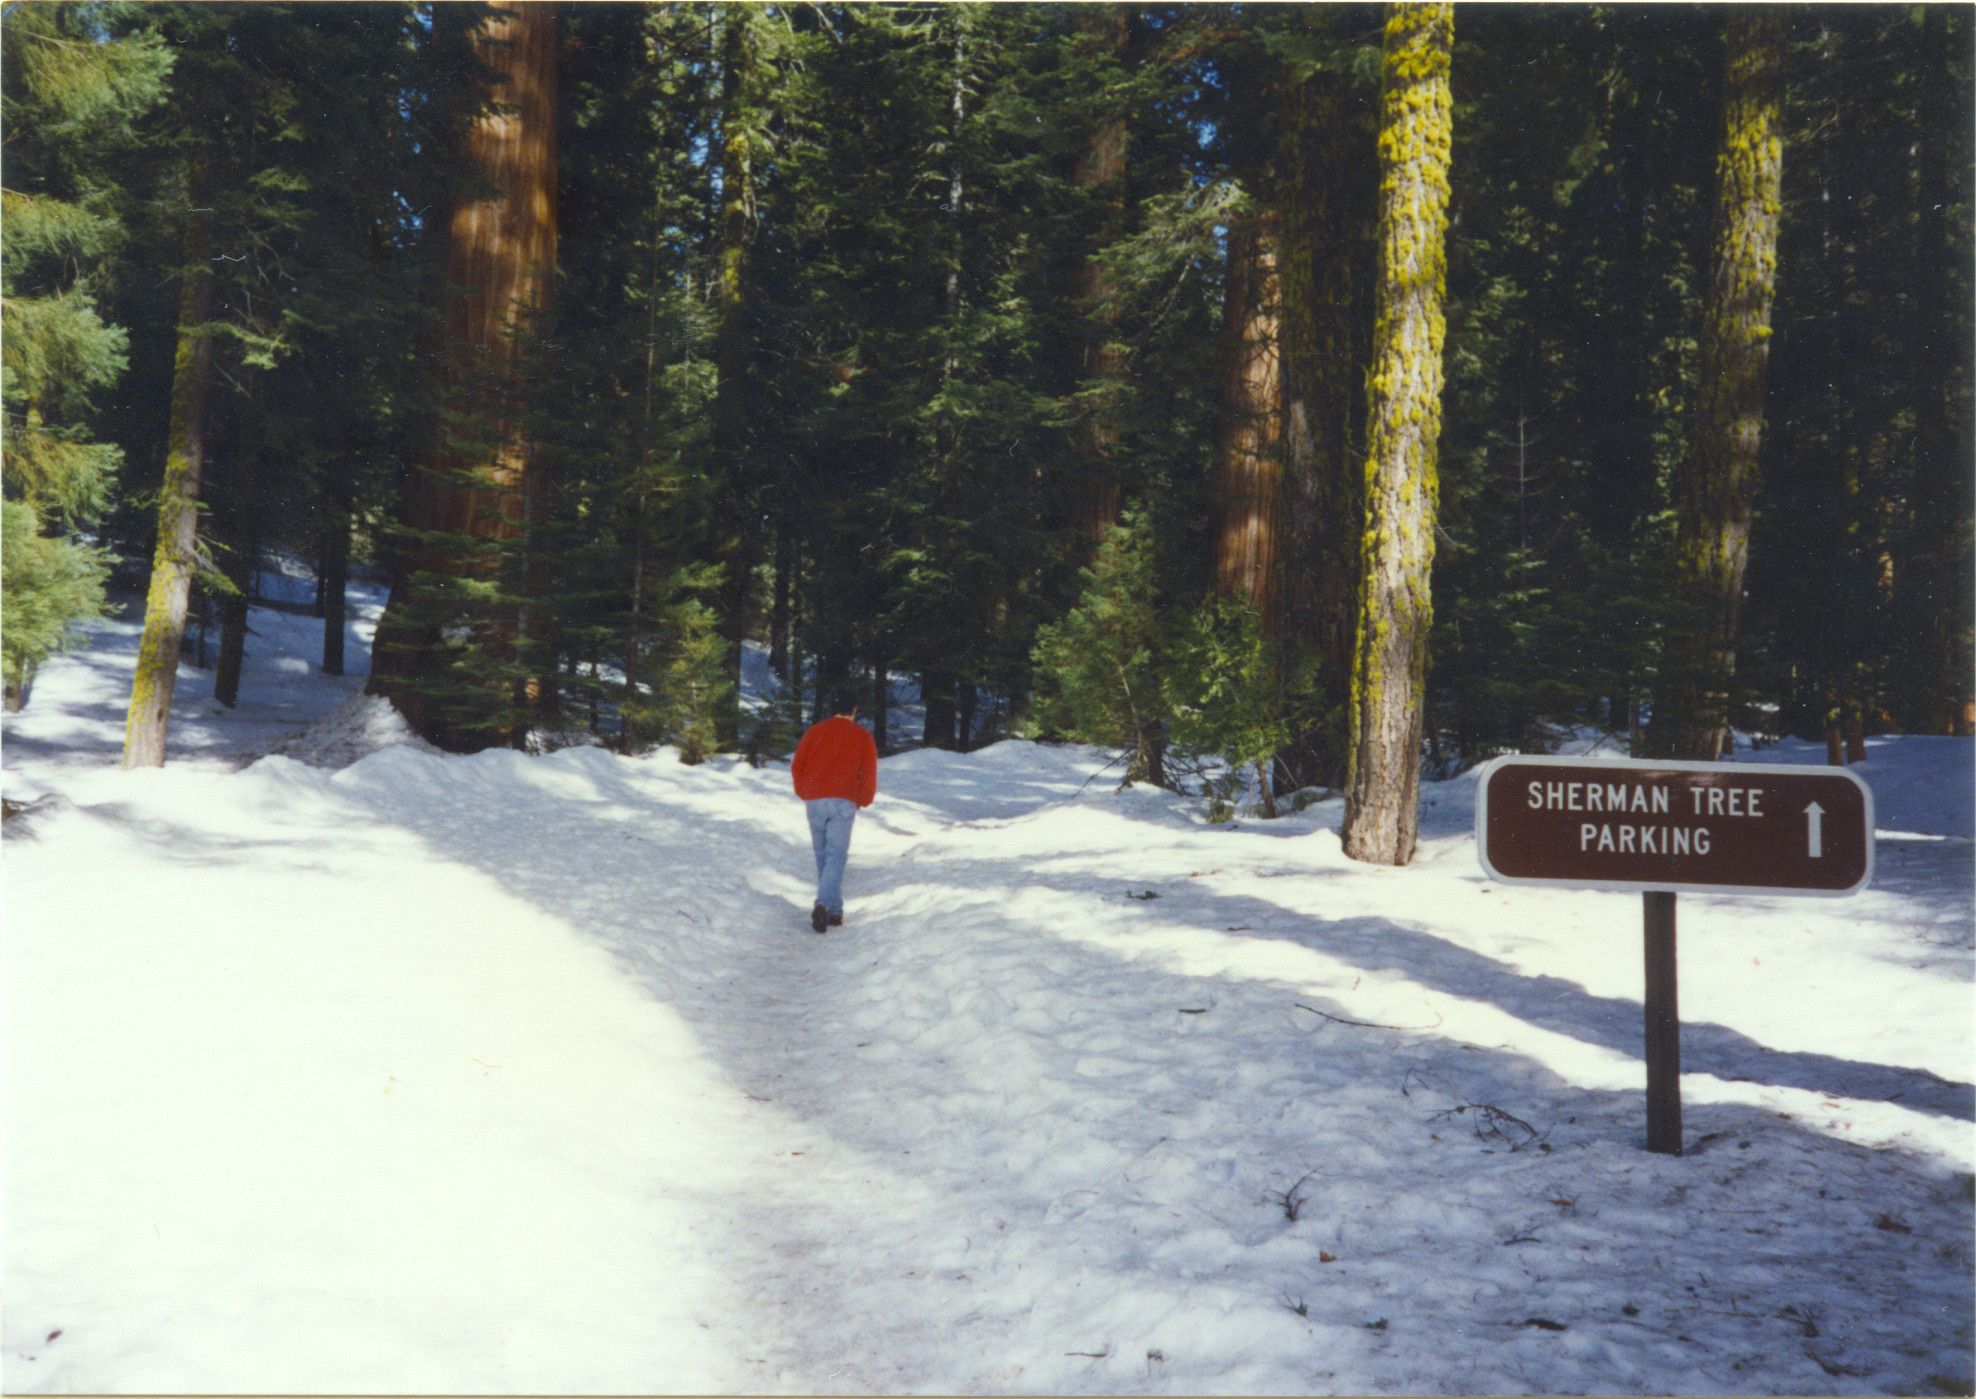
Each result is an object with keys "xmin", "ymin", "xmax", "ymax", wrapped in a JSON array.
[
  {"xmin": 1476, "ymin": 755, "xmax": 1873, "ymax": 1156},
  {"xmin": 1642, "ymin": 890, "xmax": 1680, "ymax": 1155}
]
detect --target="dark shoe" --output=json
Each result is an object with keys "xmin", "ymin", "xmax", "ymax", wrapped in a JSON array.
[
  {"xmin": 828, "ymin": 911, "xmax": 844, "ymax": 927},
  {"xmin": 810, "ymin": 902, "xmax": 829, "ymax": 934}
]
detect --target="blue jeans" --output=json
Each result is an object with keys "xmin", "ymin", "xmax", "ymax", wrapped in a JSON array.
[{"xmin": 806, "ymin": 798, "xmax": 858, "ymax": 916}]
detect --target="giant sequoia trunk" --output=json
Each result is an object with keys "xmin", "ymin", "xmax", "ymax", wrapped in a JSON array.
[
  {"xmin": 1648, "ymin": 11, "xmax": 1786, "ymax": 761},
  {"xmin": 370, "ymin": 2, "xmax": 558, "ymax": 750},
  {"xmin": 123, "ymin": 206, "xmax": 217, "ymax": 769},
  {"xmin": 1276, "ymin": 29, "xmax": 1365, "ymax": 793},
  {"xmin": 1212, "ymin": 209, "xmax": 1284, "ymax": 627},
  {"xmin": 1340, "ymin": 2, "xmax": 1453, "ymax": 867},
  {"xmin": 1068, "ymin": 4, "xmax": 1132, "ymax": 546}
]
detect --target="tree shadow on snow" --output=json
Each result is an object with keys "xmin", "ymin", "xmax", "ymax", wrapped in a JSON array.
[
  {"xmin": 1192, "ymin": 890, "xmax": 1972, "ymax": 1125},
  {"xmin": 322, "ymin": 752, "xmax": 1974, "ymax": 1394},
  {"xmin": 874, "ymin": 836, "xmax": 1976, "ymax": 1129}
]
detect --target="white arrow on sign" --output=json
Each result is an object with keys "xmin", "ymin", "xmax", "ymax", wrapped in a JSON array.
[{"xmin": 1805, "ymin": 801, "xmax": 1825, "ymax": 859}]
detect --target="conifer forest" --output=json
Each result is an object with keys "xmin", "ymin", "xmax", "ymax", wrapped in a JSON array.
[
  {"xmin": 7, "ymin": 8, "xmax": 1976, "ymax": 1392},
  {"xmin": 6, "ymin": 2, "xmax": 1972, "ymax": 862}
]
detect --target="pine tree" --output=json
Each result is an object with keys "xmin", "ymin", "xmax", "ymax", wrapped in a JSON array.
[
  {"xmin": 1065, "ymin": 3, "xmax": 1135, "ymax": 546},
  {"xmin": 1341, "ymin": 2, "xmax": 1454, "ymax": 867},
  {"xmin": 769, "ymin": 4, "xmax": 1080, "ymax": 750},
  {"xmin": 1426, "ymin": 6, "xmax": 1701, "ymax": 761},
  {"xmin": 1032, "ymin": 508, "xmax": 1170, "ymax": 787},
  {"xmin": 1648, "ymin": 9, "xmax": 1787, "ymax": 761},
  {"xmin": 117, "ymin": 5, "xmax": 345, "ymax": 766},
  {"xmin": 506, "ymin": 3, "xmax": 727, "ymax": 753},
  {"xmin": 277, "ymin": 5, "xmax": 458, "ymax": 688},
  {"xmin": 709, "ymin": 3, "xmax": 761, "ymax": 749},
  {"xmin": 1897, "ymin": 6, "xmax": 1974, "ymax": 735},
  {"xmin": 120, "ymin": 168, "xmax": 221, "ymax": 767},
  {"xmin": 1, "ymin": 4, "xmax": 170, "ymax": 710},
  {"xmin": 621, "ymin": 589, "xmax": 731, "ymax": 763},
  {"xmin": 1167, "ymin": 593, "xmax": 1316, "ymax": 818},
  {"xmin": 1274, "ymin": 7, "xmax": 1376, "ymax": 791},
  {"xmin": 42, "ymin": 2, "xmax": 1946, "ymax": 782},
  {"xmin": 1752, "ymin": 12, "xmax": 1884, "ymax": 758},
  {"xmin": 209, "ymin": 400, "xmax": 261, "ymax": 708}
]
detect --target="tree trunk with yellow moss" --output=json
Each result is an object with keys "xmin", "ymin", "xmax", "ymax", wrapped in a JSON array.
[
  {"xmin": 1341, "ymin": 2, "xmax": 1453, "ymax": 867},
  {"xmin": 1648, "ymin": 10, "xmax": 1786, "ymax": 761},
  {"xmin": 122, "ymin": 207, "xmax": 217, "ymax": 769}
]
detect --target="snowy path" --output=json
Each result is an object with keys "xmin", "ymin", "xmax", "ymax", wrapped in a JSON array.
[{"xmin": 4, "ymin": 600, "xmax": 1973, "ymax": 1395}]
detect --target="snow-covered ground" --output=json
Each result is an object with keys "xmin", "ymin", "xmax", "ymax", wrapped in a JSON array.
[{"xmin": 3, "ymin": 591, "xmax": 1971, "ymax": 1395}]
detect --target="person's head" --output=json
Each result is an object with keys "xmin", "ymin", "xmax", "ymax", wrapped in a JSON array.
[{"xmin": 828, "ymin": 688, "xmax": 861, "ymax": 721}]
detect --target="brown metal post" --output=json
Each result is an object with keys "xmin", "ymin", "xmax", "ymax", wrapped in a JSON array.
[{"xmin": 1643, "ymin": 891, "xmax": 1682, "ymax": 1155}]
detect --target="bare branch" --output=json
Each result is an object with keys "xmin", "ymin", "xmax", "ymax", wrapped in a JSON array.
[{"xmin": 1295, "ymin": 1002, "xmax": 1443, "ymax": 1032}]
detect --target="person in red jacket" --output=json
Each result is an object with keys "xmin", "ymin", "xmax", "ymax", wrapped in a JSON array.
[{"xmin": 790, "ymin": 698, "xmax": 879, "ymax": 933}]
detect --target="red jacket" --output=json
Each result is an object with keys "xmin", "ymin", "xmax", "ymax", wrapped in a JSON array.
[{"xmin": 791, "ymin": 716, "xmax": 878, "ymax": 808}]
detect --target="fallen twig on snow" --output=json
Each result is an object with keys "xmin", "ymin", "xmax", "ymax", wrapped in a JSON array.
[
  {"xmin": 1428, "ymin": 1102, "xmax": 1549, "ymax": 1151},
  {"xmin": 1267, "ymin": 1167, "xmax": 1322, "ymax": 1221},
  {"xmin": 1295, "ymin": 1003, "xmax": 1443, "ymax": 1032}
]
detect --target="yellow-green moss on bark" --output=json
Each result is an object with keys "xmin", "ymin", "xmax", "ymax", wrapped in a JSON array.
[
  {"xmin": 1341, "ymin": 1, "xmax": 1453, "ymax": 867},
  {"xmin": 122, "ymin": 212, "xmax": 216, "ymax": 770}
]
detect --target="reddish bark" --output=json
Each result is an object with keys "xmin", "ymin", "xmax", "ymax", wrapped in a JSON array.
[
  {"xmin": 1211, "ymin": 208, "xmax": 1284, "ymax": 632},
  {"xmin": 373, "ymin": 4, "xmax": 559, "ymax": 744}
]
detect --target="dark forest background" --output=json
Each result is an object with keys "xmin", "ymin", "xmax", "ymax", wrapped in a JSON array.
[{"xmin": 6, "ymin": 4, "xmax": 1970, "ymax": 849}]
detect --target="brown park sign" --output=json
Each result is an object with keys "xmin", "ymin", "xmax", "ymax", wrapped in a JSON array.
[{"xmin": 1476, "ymin": 755, "xmax": 1873, "ymax": 897}]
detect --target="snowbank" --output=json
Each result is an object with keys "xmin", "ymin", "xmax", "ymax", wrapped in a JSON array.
[{"xmin": 4, "ymin": 600, "xmax": 1971, "ymax": 1394}]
